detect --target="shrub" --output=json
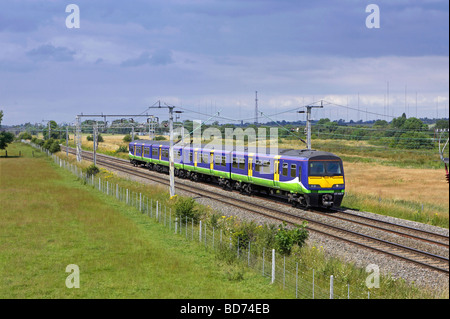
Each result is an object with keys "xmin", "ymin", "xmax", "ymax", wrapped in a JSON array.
[
  {"xmin": 175, "ymin": 197, "xmax": 201, "ymax": 224},
  {"xmin": 48, "ymin": 141, "xmax": 61, "ymax": 153},
  {"xmin": 18, "ymin": 132, "xmax": 32, "ymax": 140},
  {"xmin": 43, "ymin": 138, "xmax": 54, "ymax": 150},
  {"xmin": 85, "ymin": 164, "xmax": 100, "ymax": 176},
  {"xmin": 154, "ymin": 135, "xmax": 166, "ymax": 141},
  {"xmin": 115, "ymin": 145, "xmax": 128, "ymax": 153},
  {"xmin": 231, "ymin": 220, "xmax": 259, "ymax": 251},
  {"xmin": 123, "ymin": 134, "xmax": 132, "ymax": 142},
  {"xmin": 275, "ymin": 222, "xmax": 309, "ymax": 256},
  {"xmin": 87, "ymin": 134, "xmax": 104, "ymax": 143}
]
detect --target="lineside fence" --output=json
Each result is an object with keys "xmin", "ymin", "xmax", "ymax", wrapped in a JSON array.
[{"xmin": 27, "ymin": 141, "xmax": 375, "ymax": 299}]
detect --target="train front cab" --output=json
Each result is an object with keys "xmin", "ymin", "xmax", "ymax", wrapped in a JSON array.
[{"xmin": 304, "ymin": 157, "xmax": 345, "ymax": 208}]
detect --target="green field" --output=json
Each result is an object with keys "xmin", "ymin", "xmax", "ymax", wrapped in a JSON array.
[{"xmin": 0, "ymin": 143, "xmax": 291, "ymax": 298}]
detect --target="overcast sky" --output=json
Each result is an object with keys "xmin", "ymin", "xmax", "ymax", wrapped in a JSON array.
[{"xmin": 0, "ymin": 0, "xmax": 448, "ymax": 125}]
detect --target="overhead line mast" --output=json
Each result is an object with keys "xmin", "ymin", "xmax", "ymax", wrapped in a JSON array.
[
  {"xmin": 298, "ymin": 100, "xmax": 324, "ymax": 150},
  {"xmin": 255, "ymin": 91, "xmax": 259, "ymax": 126}
]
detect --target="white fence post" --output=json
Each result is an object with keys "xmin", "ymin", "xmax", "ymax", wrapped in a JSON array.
[
  {"xmin": 199, "ymin": 220, "xmax": 202, "ymax": 242},
  {"xmin": 330, "ymin": 275, "xmax": 334, "ymax": 299},
  {"xmin": 271, "ymin": 249, "xmax": 276, "ymax": 284}
]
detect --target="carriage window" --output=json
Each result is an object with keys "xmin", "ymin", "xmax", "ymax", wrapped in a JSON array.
[
  {"xmin": 254, "ymin": 160, "xmax": 262, "ymax": 173},
  {"xmin": 152, "ymin": 148, "xmax": 158, "ymax": 157},
  {"xmin": 215, "ymin": 155, "xmax": 221, "ymax": 165},
  {"xmin": 201, "ymin": 153, "xmax": 208, "ymax": 164},
  {"xmin": 291, "ymin": 164, "xmax": 297, "ymax": 178},
  {"xmin": 174, "ymin": 150, "xmax": 181, "ymax": 160},
  {"xmin": 144, "ymin": 147, "xmax": 150, "ymax": 156},
  {"xmin": 189, "ymin": 152, "xmax": 193, "ymax": 163},
  {"xmin": 262, "ymin": 161, "xmax": 271, "ymax": 174},
  {"xmin": 238, "ymin": 158, "xmax": 245, "ymax": 170},
  {"xmin": 222, "ymin": 156, "xmax": 227, "ymax": 166},
  {"xmin": 282, "ymin": 163, "xmax": 288, "ymax": 176},
  {"xmin": 232, "ymin": 157, "xmax": 238, "ymax": 169}
]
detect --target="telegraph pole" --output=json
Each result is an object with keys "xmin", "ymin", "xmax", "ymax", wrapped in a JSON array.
[{"xmin": 298, "ymin": 101, "xmax": 323, "ymax": 149}]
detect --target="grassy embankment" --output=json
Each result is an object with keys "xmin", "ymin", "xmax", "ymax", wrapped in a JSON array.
[
  {"xmin": 1, "ymin": 143, "xmax": 446, "ymax": 299},
  {"xmin": 0, "ymin": 143, "xmax": 290, "ymax": 298}
]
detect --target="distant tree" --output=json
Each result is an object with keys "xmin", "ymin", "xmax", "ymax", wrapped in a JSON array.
[
  {"xmin": 435, "ymin": 119, "xmax": 449, "ymax": 131},
  {"xmin": 373, "ymin": 120, "xmax": 388, "ymax": 128},
  {"xmin": 391, "ymin": 113, "xmax": 407, "ymax": 128},
  {"xmin": 43, "ymin": 120, "xmax": 66, "ymax": 140},
  {"xmin": 0, "ymin": 110, "xmax": 15, "ymax": 153}
]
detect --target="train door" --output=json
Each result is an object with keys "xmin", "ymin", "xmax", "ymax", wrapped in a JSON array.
[
  {"xmin": 210, "ymin": 150, "xmax": 214, "ymax": 171},
  {"xmin": 248, "ymin": 154, "xmax": 253, "ymax": 183},
  {"xmin": 274, "ymin": 156, "xmax": 281, "ymax": 188},
  {"xmin": 194, "ymin": 149, "xmax": 198, "ymax": 168},
  {"xmin": 159, "ymin": 145, "xmax": 162, "ymax": 162}
]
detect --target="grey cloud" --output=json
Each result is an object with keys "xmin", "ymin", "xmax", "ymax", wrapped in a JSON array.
[
  {"xmin": 26, "ymin": 44, "xmax": 76, "ymax": 62},
  {"xmin": 120, "ymin": 49, "xmax": 174, "ymax": 67}
]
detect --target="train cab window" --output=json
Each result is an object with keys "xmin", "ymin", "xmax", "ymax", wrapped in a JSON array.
[
  {"xmin": 282, "ymin": 163, "xmax": 288, "ymax": 176},
  {"xmin": 232, "ymin": 157, "xmax": 238, "ymax": 169},
  {"xmin": 291, "ymin": 164, "xmax": 297, "ymax": 178},
  {"xmin": 238, "ymin": 158, "xmax": 245, "ymax": 170}
]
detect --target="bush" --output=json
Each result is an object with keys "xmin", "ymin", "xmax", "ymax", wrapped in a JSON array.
[
  {"xmin": 43, "ymin": 138, "xmax": 54, "ymax": 150},
  {"xmin": 154, "ymin": 136, "xmax": 166, "ymax": 141},
  {"xmin": 175, "ymin": 197, "xmax": 201, "ymax": 224},
  {"xmin": 275, "ymin": 222, "xmax": 309, "ymax": 256},
  {"xmin": 123, "ymin": 134, "xmax": 132, "ymax": 142},
  {"xmin": 115, "ymin": 145, "xmax": 128, "ymax": 153},
  {"xmin": 231, "ymin": 220, "xmax": 259, "ymax": 251},
  {"xmin": 87, "ymin": 134, "xmax": 104, "ymax": 143},
  {"xmin": 18, "ymin": 132, "xmax": 32, "ymax": 140},
  {"xmin": 48, "ymin": 141, "xmax": 61, "ymax": 153},
  {"xmin": 85, "ymin": 164, "xmax": 100, "ymax": 176}
]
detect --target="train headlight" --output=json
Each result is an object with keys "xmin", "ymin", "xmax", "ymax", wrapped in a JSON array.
[
  {"xmin": 309, "ymin": 184, "xmax": 321, "ymax": 189},
  {"xmin": 333, "ymin": 184, "xmax": 344, "ymax": 188}
]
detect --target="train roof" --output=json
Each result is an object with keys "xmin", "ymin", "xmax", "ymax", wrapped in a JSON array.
[{"xmin": 130, "ymin": 140, "xmax": 340, "ymax": 160}]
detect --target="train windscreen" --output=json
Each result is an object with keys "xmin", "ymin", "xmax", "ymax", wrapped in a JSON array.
[{"xmin": 308, "ymin": 160, "xmax": 343, "ymax": 176}]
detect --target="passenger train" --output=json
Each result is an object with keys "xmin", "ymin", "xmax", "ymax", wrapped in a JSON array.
[{"xmin": 129, "ymin": 140, "xmax": 345, "ymax": 208}]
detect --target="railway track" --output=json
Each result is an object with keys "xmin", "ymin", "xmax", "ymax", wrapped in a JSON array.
[{"xmin": 62, "ymin": 146, "xmax": 450, "ymax": 274}]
